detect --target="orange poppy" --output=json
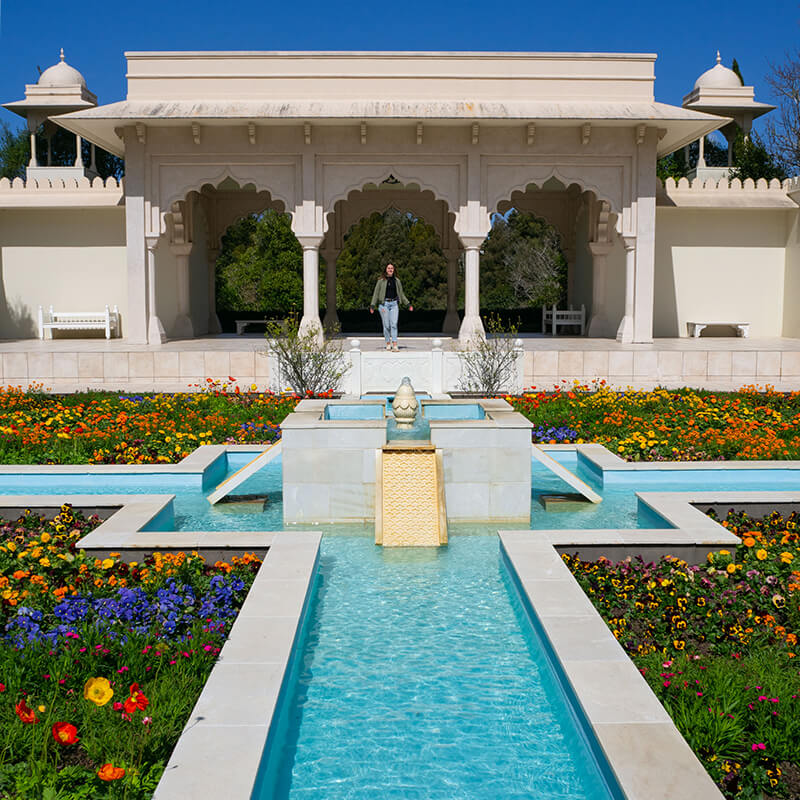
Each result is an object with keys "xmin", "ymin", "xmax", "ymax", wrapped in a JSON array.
[
  {"xmin": 123, "ymin": 682, "xmax": 149, "ymax": 714},
  {"xmin": 14, "ymin": 699, "xmax": 37, "ymax": 724},
  {"xmin": 51, "ymin": 722, "xmax": 79, "ymax": 745},
  {"xmin": 97, "ymin": 763, "xmax": 125, "ymax": 781}
]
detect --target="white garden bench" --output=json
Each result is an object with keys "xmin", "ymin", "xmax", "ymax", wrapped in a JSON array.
[
  {"xmin": 236, "ymin": 319, "xmax": 267, "ymax": 335},
  {"xmin": 38, "ymin": 305, "xmax": 119, "ymax": 340},
  {"xmin": 542, "ymin": 304, "xmax": 586, "ymax": 336},
  {"xmin": 687, "ymin": 322, "xmax": 750, "ymax": 338}
]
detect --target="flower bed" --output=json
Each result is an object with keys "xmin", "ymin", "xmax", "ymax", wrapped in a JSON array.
[
  {"xmin": 509, "ymin": 383, "xmax": 800, "ymax": 460},
  {"xmin": 0, "ymin": 505, "xmax": 260, "ymax": 798},
  {"xmin": 0, "ymin": 382, "xmax": 301, "ymax": 464},
  {"xmin": 564, "ymin": 509, "xmax": 800, "ymax": 799},
  {"xmin": 3, "ymin": 381, "xmax": 799, "ymax": 465}
]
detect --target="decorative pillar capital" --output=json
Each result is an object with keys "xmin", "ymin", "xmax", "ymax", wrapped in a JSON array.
[
  {"xmin": 169, "ymin": 242, "xmax": 193, "ymax": 258},
  {"xmin": 144, "ymin": 235, "xmax": 159, "ymax": 253},
  {"xmin": 621, "ymin": 235, "xmax": 637, "ymax": 252},
  {"xmin": 588, "ymin": 241, "xmax": 614, "ymax": 258},
  {"xmin": 296, "ymin": 234, "xmax": 324, "ymax": 250},
  {"xmin": 457, "ymin": 235, "xmax": 484, "ymax": 251}
]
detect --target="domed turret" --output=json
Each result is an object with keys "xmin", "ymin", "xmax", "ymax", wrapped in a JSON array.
[
  {"xmin": 38, "ymin": 49, "xmax": 87, "ymax": 89},
  {"xmin": 693, "ymin": 52, "xmax": 741, "ymax": 91},
  {"xmin": 2, "ymin": 49, "xmax": 98, "ymax": 181}
]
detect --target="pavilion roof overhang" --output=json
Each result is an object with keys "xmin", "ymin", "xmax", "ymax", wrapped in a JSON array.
[{"xmin": 53, "ymin": 99, "xmax": 728, "ymax": 159}]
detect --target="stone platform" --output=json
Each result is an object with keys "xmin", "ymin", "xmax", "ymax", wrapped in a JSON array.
[{"xmin": 1, "ymin": 334, "xmax": 800, "ymax": 392}]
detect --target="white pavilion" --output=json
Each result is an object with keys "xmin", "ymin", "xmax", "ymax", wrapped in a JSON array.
[{"xmin": 1, "ymin": 48, "xmax": 798, "ymax": 392}]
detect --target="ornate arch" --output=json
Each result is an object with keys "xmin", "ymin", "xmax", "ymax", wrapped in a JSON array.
[
  {"xmin": 486, "ymin": 161, "xmax": 626, "ymax": 222},
  {"xmin": 320, "ymin": 161, "xmax": 463, "ymax": 234},
  {"xmin": 324, "ymin": 184, "xmax": 457, "ymax": 249},
  {"xmin": 155, "ymin": 161, "xmax": 296, "ymax": 235}
]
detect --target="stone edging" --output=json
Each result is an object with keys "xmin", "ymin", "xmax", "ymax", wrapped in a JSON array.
[
  {"xmin": 500, "ymin": 532, "xmax": 725, "ymax": 800},
  {"xmin": 152, "ymin": 531, "xmax": 321, "ymax": 799}
]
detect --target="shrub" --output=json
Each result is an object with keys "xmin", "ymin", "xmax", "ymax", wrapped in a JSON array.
[
  {"xmin": 457, "ymin": 314, "xmax": 521, "ymax": 396},
  {"xmin": 266, "ymin": 315, "xmax": 350, "ymax": 396}
]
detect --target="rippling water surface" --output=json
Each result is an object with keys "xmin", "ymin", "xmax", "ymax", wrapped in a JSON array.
[{"xmin": 257, "ymin": 534, "xmax": 619, "ymax": 800}]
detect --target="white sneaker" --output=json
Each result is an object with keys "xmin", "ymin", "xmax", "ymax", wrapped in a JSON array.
[
  {"xmin": 391, "ymin": 342, "xmax": 399, "ymax": 352},
  {"xmin": 385, "ymin": 343, "xmax": 392, "ymax": 350}
]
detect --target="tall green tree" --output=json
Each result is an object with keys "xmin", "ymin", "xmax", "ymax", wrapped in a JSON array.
[
  {"xmin": 729, "ymin": 131, "xmax": 786, "ymax": 182},
  {"xmin": 335, "ymin": 208, "xmax": 447, "ymax": 310},
  {"xmin": 479, "ymin": 211, "xmax": 567, "ymax": 309},
  {"xmin": 216, "ymin": 211, "xmax": 304, "ymax": 313},
  {"xmin": 0, "ymin": 123, "xmax": 29, "ymax": 180}
]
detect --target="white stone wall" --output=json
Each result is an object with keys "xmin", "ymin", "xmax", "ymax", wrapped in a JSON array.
[
  {"xmin": 654, "ymin": 207, "xmax": 791, "ymax": 338},
  {"xmin": 0, "ymin": 206, "xmax": 127, "ymax": 339},
  {"xmin": 783, "ymin": 208, "xmax": 800, "ymax": 338}
]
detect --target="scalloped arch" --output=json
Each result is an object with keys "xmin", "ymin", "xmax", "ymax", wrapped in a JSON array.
[
  {"xmin": 323, "ymin": 167, "xmax": 460, "ymax": 233},
  {"xmin": 326, "ymin": 186, "xmax": 457, "ymax": 241},
  {"xmin": 489, "ymin": 168, "xmax": 620, "ymax": 217},
  {"xmin": 160, "ymin": 167, "xmax": 292, "ymax": 233}
]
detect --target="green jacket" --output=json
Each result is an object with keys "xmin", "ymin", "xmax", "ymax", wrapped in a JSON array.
[{"xmin": 370, "ymin": 276, "xmax": 410, "ymax": 309}]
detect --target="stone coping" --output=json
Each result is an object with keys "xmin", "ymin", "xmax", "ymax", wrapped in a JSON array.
[
  {"xmin": 500, "ymin": 532, "xmax": 725, "ymax": 799},
  {"xmin": 152, "ymin": 531, "xmax": 321, "ymax": 800},
  {"xmin": 0, "ymin": 494, "xmax": 276, "ymax": 562},
  {"xmin": 539, "ymin": 443, "xmax": 800, "ymax": 477},
  {"xmin": 1, "ymin": 442, "xmax": 796, "ymax": 797},
  {"xmin": 287, "ymin": 396, "xmax": 532, "ymax": 429}
]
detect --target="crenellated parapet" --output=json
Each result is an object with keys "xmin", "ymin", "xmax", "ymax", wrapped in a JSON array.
[
  {"xmin": 657, "ymin": 176, "xmax": 798, "ymax": 208},
  {"xmin": 0, "ymin": 175, "xmax": 124, "ymax": 207}
]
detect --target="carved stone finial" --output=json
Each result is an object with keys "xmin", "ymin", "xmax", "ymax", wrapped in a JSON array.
[
  {"xmin": 716, "ymin": 50, "xmax": 722, "ymax": 65},
  {"xmin": 392, "ymin": 377, "xmax": 419, "ymax": 429},
  {"xmin": 60, "ymin": 48, "xmax": 65, "ymax": 62}
]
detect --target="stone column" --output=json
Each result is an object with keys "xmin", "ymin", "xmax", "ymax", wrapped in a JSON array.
[
  {"xmin": 298, "ymin": 236, "xmax": 323, "ymax": 342},
  {"xmin": 697, "ymin": 136, "xmax": 706, "ymax": 169},
  {"xmin": 28, "ymin": 132, "xmax": 38, "ymax": 168},
  {"xmin": 74, "ymin": 135, "xmax": 84, "ymax": 169},
  {"xmin": 458, "ymin": 237, "xmax": 485, "ymax": 343},
  {"xmin": 124, "ymin": 130, "xmax": 149, "ymax": 343},
  {"xmin": 616, "ymin": 236, "xmax": 636, "ymax": 344},
  {"xmin": 145, "ymin": 236, "xmax": 166, "ymax": 344},
  {"xmin": 171, "ymin": 242, "xmax": 195, "ymax": 339},
  {"xmin": 207, "ymin": 246, "xmax": 222, "ymax": 334},
  {"xmin": 587, "ymin": 241, "xmax": 613, "ymax": 337},
  {"xmin": 442, "ymin": 250, "xmax": 460, "ymax": 336},
  {"xmin": 633, "ymin": 130, "xmax": 656, "ymax": 343},
  {"xmin": 322, "ymin": 250, "xmax": 339, "ymax": 332}
]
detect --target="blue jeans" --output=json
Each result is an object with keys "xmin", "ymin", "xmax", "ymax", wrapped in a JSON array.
[{"xmin": 378, "ymin": 300, "xmax": 399, "ymax": 343}]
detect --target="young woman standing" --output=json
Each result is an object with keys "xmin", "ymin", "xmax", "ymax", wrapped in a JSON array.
[{"xmin": 369, "ymin": 263, "xmax": 413, "ymax": 351}]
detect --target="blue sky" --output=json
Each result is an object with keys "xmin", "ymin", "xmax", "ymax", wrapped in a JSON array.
[{"xmin": 1, "ymin": 0, "xmax": 798, "ymax": 135}]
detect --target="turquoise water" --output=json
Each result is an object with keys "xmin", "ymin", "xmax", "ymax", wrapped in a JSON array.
[
  {"xmin": 323, "ymin": 404, "xmax": 385, "ymax": 420},
  {"xmin": 1, "ymin": 451, "xmax": 800, "ymax": 531},
  {"xmin": 2, "ymin": 450, "xmax": 800, "ymax": 796},
  {"xmin": 253, "ymin": 534, "xmax": 621, "ymax": 800},
  {"xmin": 423, "ymin": 402, "xmax": 486, "ymax": 420}
]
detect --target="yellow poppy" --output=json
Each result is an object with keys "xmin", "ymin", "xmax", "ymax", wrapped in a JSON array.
[{"xmin": 83, "ymin": 677, "xmax": 113, "ymax": 707}]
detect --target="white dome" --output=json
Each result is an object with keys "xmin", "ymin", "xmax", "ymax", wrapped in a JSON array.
[
  {"xmin": 694, "ymin": 52, "xmax": 741, "ymax": 90},
  {"xmin": 38, "ymin": 49, "xmax": 87, "ymax": 89}
]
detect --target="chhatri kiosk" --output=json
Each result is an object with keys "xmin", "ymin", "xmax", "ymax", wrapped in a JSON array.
[{"xmin": 1, "ymin": 49, "xmax": 798, "ymax": 391}]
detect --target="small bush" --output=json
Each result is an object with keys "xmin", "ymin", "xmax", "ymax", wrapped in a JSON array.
[
  {"xmin": 457, "ymin": 314, "xmax": 520, "ymax": 396},
  {"xmin": 266, "ymin": 315, "xmax": 350, "ymax": 396}
]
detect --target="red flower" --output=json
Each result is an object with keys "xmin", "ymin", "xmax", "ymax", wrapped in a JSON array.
[
  {"xmin": 52, "ymin": 722, "xmax": 79, "ymax": 745},
  {"xmin": 97, "ymin": 763, "xmax": 125, "ymax": 781},
  {"xmin": 0, "ymin": 683, "xmax": 6, "ymax": 692},
  {"xmin": 123, "ymin": 683, "xmax": 149, "ymax": 714},
  {"xmin": 14, "ymin": 699, "xmax": 37, "ymax": 724}
]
